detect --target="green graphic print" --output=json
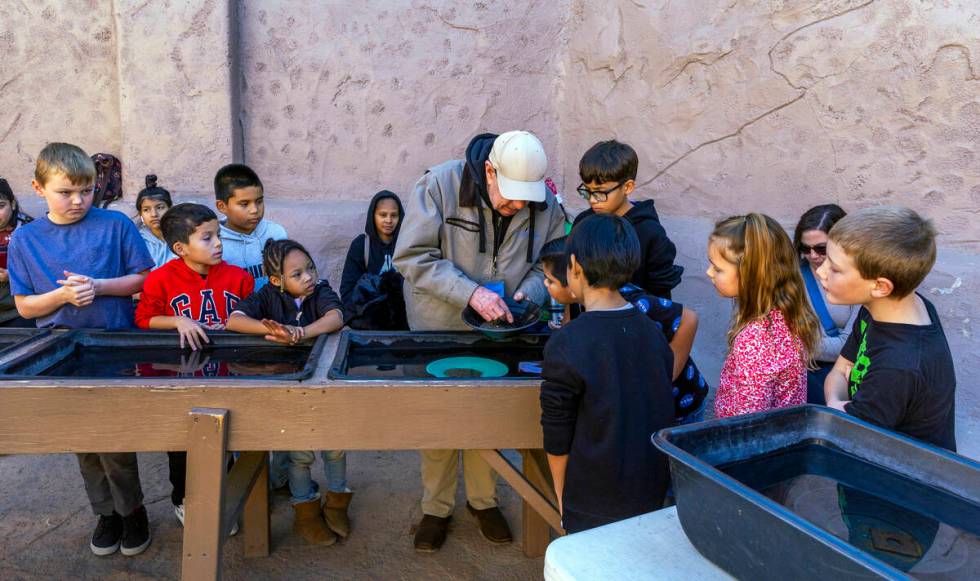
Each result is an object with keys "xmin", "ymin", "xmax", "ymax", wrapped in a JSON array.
[{"xmin": 848, "ymin": 319, "xmax": 871, "ymax": 398}]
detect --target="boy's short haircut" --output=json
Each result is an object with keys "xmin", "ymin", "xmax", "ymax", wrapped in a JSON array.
[
  {"xmin": 539, "ymin": 236, "xmax": 569, "ymax": 286},
  {"xmin": 161, "ymin": 203, "xmax": 218, "ymax": 252},
  {"xmin": 829, "ymin": 206, "xmax": 936, "ymax": 298},
  {"xmin": 214, "ymin": 163, "xmax": 263, "ymax": 203},
  {"xmin": 35, "ymin": 143, "xmax": 96, "ymax": 186},
  {"xmin": 579, "ymin": 140, "xmax": 639, "ymax": 185},
  {"xmin": 566, "ymin": 214, "xmax": 640, "ymax": 289}
]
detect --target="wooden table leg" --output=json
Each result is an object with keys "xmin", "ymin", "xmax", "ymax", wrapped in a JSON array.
[
  {"xmin": 243, "ymin": 453, "xmax": 270, "ymax": 557},
  {"xmin": 521, "ymin": 449, "xmax": 556, "ymax": 557},
  {"xmin": 181, "ymin": 408, "xmax": 229, "ymax": 581}
]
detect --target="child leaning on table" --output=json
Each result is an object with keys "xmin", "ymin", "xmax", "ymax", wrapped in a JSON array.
[
  {"xmin": 134, "ymin": 202, "xmax": 253, "ymax": 533},
  {"xmin": 226, "ymin": 238, "xmax": 350, "ymax": 546},
  {"xmin": 7, "ymin": 143, "xmax": 155, "ymax": 557},
  {"xmin": 540, "ymin": 215, "xmax": 675, "ymax": 533}
]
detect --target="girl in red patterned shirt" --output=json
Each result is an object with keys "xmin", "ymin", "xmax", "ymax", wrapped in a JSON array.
[{"xmin": 707, "ymin": 213, "xmax": 820, "ymax": 418}]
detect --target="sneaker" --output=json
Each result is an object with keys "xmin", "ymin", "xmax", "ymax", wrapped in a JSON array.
[
  {"xmin": 90, "ymin": 512, "xmax": 123, "ymax": 556},
  {"xmin": 120, "ymin": 505, "xmax": 151, "ymax": 556},
  {"xmin": 175, "ymin": 503, "xmax": 239, "ymax": 536}
]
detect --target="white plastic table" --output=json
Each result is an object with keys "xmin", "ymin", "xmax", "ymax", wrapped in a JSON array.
[{"xmin": 544, "ymin": 507, "xmax": 734, "ymax": 580}]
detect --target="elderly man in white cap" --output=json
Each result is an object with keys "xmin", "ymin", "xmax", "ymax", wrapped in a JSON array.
[{"xmin": 394, "ymin": 131, "xmax": 566, "ymax": 552}]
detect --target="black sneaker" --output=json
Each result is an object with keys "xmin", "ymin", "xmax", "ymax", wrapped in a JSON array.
[
  {"xmin": 90, "ymin": 512, "xmax": 123, "ymax": 556},
  {"xmin": 120, "ymin": 505, "xmax": 152, "ymax": 556}
]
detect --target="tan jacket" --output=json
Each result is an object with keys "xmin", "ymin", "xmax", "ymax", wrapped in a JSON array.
[{"xmin": 393, "ymin": 159, "xmax": 566, "ymax": 331}]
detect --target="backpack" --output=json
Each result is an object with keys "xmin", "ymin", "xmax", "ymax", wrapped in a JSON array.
[{"xmin": 91, "ymin": 153, "xmax": 123, "ymax": 208}]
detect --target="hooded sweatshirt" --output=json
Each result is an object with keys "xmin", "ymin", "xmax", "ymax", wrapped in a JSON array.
[
  {"xmin": 340, "ymin": 190, "xmax": 405, "ymax": 305},
  {"xmin": 573, "ymin": 200, "xmax": 683, "ymax": 298},
  {"xmin": 219, "ymin": 218, "xmax": 288, "ymax": 291},
  {"xmin": 393, "ymin": 133, "xmax": 567, "ymax": 331}
]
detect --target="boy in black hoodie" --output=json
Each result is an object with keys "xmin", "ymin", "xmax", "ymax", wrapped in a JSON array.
[
  {"xmin": 339, "ymin": 190, "xmax": 407, "ymax": 329},
  {"xmin": 541, "ymin": 214, "xmax": 674, "ymax": 533},
  {"xmin": 571, "ymin": 140, "xmax": 683, "ymax": 298}
]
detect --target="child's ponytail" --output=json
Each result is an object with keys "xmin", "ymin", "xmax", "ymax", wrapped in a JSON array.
[
  {"xmin": 135, "ymin": 174, "xmax": 174, "ymax": 216},
  {"xmin": 711, "ymin": 213, "xmax": 820, "ymax": 359}
]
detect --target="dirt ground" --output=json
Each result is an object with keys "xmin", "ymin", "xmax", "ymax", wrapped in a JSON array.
[{"xmin": 0, "ymin": 450, "xmax": 543, "ymax": 580}]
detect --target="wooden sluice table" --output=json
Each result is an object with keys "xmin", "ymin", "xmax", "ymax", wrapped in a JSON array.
[{"xmin": 0, "ymin": 333, "xmax": 561, "ymax": 580}]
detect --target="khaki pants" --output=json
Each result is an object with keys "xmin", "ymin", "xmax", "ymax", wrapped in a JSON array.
[{"xmin": 420, "ymin": 449, "xmax": 497, "ymax": 517}]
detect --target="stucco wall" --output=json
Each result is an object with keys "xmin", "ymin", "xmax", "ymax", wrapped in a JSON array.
[
  {"xmin": 239, "ymin": 0, "xmax": 563, "ymax": 201},
  {"xmin": 0, "ymin": 1, "xmax": 977, "ymax": 456},
  {"xmin": 0, "ymin": 0, "xmax": 120, "ymax": 189}
]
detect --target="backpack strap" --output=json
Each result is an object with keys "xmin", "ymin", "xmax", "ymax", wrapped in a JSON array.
[
  {"xmin": 363, "ymin": 235, "xmax": 370, "ymax": 270},
  {"xmin": 801, "ymin": 264, "xmax": 839, "ymax": 337}
]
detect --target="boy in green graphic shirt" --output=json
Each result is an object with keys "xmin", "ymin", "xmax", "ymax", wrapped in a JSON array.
[{"xmin": 817, "ymin": 207, "xmax": 956, "ymax": 451}]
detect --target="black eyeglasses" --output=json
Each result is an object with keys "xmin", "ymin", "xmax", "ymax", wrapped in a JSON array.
[
  {"xmin": 799, "ymin": 243, "xmax": 827, "ymax": 256},
  {"xmin": 576, "ymin": 181, "xmax": 625, "ymax": 203}
]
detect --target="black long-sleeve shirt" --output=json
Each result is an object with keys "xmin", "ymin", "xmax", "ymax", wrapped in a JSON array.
[{"xmin": 540, "ymin": 307, "xmax": 675, "ymax": 533}]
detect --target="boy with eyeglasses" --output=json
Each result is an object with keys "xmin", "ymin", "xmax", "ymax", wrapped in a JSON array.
[{"xmin": 571, "ymin": 140, "xmax": 683, "ymax": 298}]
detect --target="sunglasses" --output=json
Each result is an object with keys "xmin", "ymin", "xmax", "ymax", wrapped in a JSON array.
[
  {"xmin": 576, "ymin": 181, "xmax": 625, "ymax": 203},
  {"xmin": 799, "ymin": 243, "xmax": 827, "ymax": 256}
]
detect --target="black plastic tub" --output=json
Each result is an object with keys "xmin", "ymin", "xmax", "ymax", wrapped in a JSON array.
[
  {"xmin": 0, "ymin": 328, "xmax": 50, "ymax": 358},
  {"xmin": 652, "ymin": 405, "xmax": 980, "ymax": 580},
  {"xmin": 0, "ymin": 330, "xmax": 326, "ymax": 381},
  {"xmin": 328, "ymin": 330, "xmax": 547, "ymax": 380}
]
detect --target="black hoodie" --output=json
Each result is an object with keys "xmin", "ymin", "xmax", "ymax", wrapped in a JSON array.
[
  {"xmin": 573, "ymin": 200, "xmax": 683, "ymax": 298},
  {"xmin": 340, "ymin": 191, "xmax": 405, "ymax": 305}
]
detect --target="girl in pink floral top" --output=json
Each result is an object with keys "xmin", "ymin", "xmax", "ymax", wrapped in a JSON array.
[{"xmin": 707, "ymin": 214, "xmax": 821, "ymax": 418}]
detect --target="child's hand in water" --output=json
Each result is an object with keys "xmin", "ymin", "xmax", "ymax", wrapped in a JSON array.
[
  {"xmin": 57, "ymin": 271, "xmax": 96, "ymax": 307},
  {"xmin": 175, "ymin": 316, "xmax": 210, "ymax": 350},
  {"xmin": 261, "ymin": 319, "xmax": 305, "ymax": 345}
]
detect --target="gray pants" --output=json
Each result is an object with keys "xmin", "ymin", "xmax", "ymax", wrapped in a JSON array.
[{"xmin": 76, "ymin": 453, "xmax": 144, "ymax": 517}]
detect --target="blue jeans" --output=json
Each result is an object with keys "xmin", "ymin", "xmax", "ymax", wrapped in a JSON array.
[
  {"xmin": 676, "ymin": 402, "xmax": 706, "ymax": 425},
  {"xmin": 269, "ymin": 450, "xmax": 348, "ymax": 504}
]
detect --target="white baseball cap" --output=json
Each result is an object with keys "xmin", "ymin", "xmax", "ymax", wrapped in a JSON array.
[{"xmin": 488, "ymin": 130, "xmax": 548, "ymax": 202}]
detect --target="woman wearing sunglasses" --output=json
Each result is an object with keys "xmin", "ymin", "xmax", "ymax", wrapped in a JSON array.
[{"xmin": 793, "ymin": 204, "xmax": 860, "ymax": 404}]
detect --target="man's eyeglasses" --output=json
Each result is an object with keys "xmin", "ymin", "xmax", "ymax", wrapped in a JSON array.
[
  {"xmin": 576, "ymin": 181, "xmax": 625, "ymax": 203},
  {"xmin": 799, "ymin": 243, "xmax": 827, "ymax": 256}
]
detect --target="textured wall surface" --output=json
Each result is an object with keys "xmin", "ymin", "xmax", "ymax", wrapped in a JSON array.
[
  {"xmin": 558, "ymin": 0, "xmax": 980, "ymax": 249},
  {"xmin": 239, "ymin": 0, "xmax": 563, "ymax": 202},
  {"xmin": 113, "ymin": 0, "xmax": 239, "ymax": 197},
  {"xmin": 0, "ymin": 0, "xmax": 120, "ymax": 189}
]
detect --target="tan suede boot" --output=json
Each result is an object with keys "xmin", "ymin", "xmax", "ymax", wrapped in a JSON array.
[
  {"xmin": 322, "ymin": 491, "xmax": 354, "ymax": 538},
  {"xmin": 292, "ymin": 498, "xmax": 337, "ymax": 546}
]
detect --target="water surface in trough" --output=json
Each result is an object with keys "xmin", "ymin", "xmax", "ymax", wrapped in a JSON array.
[
  {"xmin": 344, "ymin": 344, "xmax": 544, "ymax": 379},
  {"xmin": 39, "ymin": 346, "xmax": 311, "ymax": 377},
  {"xmin": 719, "ymin": 442, "xmax": 979, "ymax": 579}
]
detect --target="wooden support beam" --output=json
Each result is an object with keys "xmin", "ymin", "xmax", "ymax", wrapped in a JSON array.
[
  {"xmin": 181, "ymin": 408, "xmax": 229, "ymax": 581},
  {"xmin": 521, "ymin": 449, "xmax": 558, "ymax": 557},
  {"xmin": 221, "ymin": 451, "xmax": 266, "ymax": 542},
  {"xmin": 477, "ymin": 449, "xmax": 563, "ymax": 541},
  {"xmin": 242, "ymin": 454, "xmax": 270, "ymax": 558}
]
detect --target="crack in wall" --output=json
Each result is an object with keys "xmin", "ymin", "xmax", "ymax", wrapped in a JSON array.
[
  {"xmin": 643, "ymin": 0, "xmax": 878, "ymax": 187},
  {"xmin": 659, "ymin": 48, "xmax": 734, "ymax": 89},
  {"xmin": 768, "ymin": 0, "xmax": 877, "ymax": 91},
  {"xmin": 638, "ymin": 92, "xmax": 806, "ymax": 188}
]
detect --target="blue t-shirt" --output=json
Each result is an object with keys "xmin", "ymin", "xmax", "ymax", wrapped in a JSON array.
[{"xmin": 8, "ymin": 208, "xmax": 155, "ymax": 329}]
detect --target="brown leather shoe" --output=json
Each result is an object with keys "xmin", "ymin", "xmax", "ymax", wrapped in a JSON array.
[
  {"xmin": 466, "ymin": 504, "xmax": 513, "ymax": 544},
  {"xmin": 413, "ymin": 514, "xmax": 451, "ymax": 553}
]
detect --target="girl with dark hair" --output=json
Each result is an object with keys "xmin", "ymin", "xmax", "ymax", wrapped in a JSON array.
[
  {"xmin": 793, "ymin": 204, "xmax": 860, "ymax": 404},
  {"xmin": 136, "ymin": 174, "xmax": 176, "ymax": 269},
  {"xmin": 339, "ymin": 190, "xmax": 407, "ymax": 329},
  {"xmin": 0, "ymin": 178, "xmax": 33, "ymax": 326},
  {"xmin": 226, "ymin": 239, "xmax": 351, "ymax": 547}
]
